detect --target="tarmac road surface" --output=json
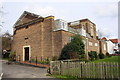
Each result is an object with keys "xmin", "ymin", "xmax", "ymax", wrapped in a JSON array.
[{"xmin": 1, "ymin": 60, "xmax": 62, "ymax": 80}]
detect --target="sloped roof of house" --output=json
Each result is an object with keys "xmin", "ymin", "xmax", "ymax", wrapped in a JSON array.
[
  {"xmin": 109, "ymin": 39, "xmax": 118, "ymax": 43},
  {"xmin": 13, "ymin": 11, "xmax": 40, "ymax": 27},
  {"xmin": 102, "ymin": 37, "xmax": 107, "ymax": 41}
]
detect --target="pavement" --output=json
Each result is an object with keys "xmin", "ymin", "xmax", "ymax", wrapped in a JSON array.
[
  {"xmin": 1, "ymin": 60, "xmax": 62, "ymax": 80},
  {"xmin": 18, "ymin": 61, "xmax": 50, "ymax": 68}
]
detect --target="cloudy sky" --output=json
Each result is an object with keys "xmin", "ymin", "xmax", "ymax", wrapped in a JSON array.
[{"xmin": 0, "ymin": 0, "xmax": 119, "ymax": 39}]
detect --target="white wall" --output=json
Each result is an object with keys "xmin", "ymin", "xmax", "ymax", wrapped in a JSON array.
[
  {"xmin": 54, "ymin": 19, "xmax": 86, "ymax": 37},
  {"xmin": 81, "ymin": 26, "xmax": 86, "ymax": 37},
  {"xmin": 113, "ymin": 43, "xmax": 119, "ymax": 53},
  {"xmin": 77, "ymin": 25, "xmax": 86, "ymax": 37},
  {"xmin": 106, "ymin": 40, "xmax": 114, "ymax": 54},
  {"xmin": 54, "ymin": 19, "xmax": 68, "ymax": 31},
  {"xmin": 113, "ymin": 43, "xmax": 118, "ymax": 50}
]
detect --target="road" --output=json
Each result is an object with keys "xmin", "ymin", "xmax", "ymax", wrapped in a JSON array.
[{"xmin": 1, "ymin": 60, "xmax": 60, "ymax": 79}]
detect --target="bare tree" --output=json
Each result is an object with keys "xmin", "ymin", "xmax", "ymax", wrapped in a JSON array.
[
  {"xmin": 0, "ymin": 2, "xmax": 4, "ymax": 28},
  {"xmin": 2, "ymin": 31, "xmax": 12, "ymax": 52}
]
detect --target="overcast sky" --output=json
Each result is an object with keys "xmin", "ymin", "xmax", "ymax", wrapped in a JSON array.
[{"xmin": 0, "ymin": 0, "xmax": 119, "ymax": 39}]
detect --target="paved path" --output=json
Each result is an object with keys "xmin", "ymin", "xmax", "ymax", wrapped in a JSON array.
[{"xmin": 1, "ymin": 60, "xmax": 54, "ymax": 78}]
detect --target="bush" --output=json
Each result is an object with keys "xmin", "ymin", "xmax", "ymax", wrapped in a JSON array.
[
  {"xmin": 106, "ymin": 52, "xmax": 111, "ymax": 57},
  {"xmin": 40, "ymin": 61, "xmax": 45, "ymax": 64},
  {"xmin": 52, "ymin": 56, "xmax": 58, "ymax": 61},
  {"xmin": 88, "ymin": 51, "xmax": 98, "ymax": 60},
  {"xmin": 80, "ymin": 58, "xmax": 89, "ymax": 63},
  {"xmin": 79, "ymin": 54, "xmax": 85, "ymax": 59},
  {"xmin": 59, "ymin": 35, "xmax": 85, "ymax": 60},
  {"xmin": 9, "ymin": 52, "xmax": 16, "ymax": 61},
  {"xmin": 31, "ymin": 58, "xmax": 50, "ymax": 64},
  {"xmin": 99, "ymin": 53, "xmax": 105, "ymax": 59},
  {"xmin": 46, "ymin": 58, "xmax": 50, "ymax": 64},
  {"xmin": 2, "ymin": 52, "xmax": 10, "ymax": 59},
  {"xmin": 47, "ymin": 67, "xmax": 51, "ymax": 74},
  {"xmin": 31, "ymin": 59, "xmax": 35, "ymax": 62}
]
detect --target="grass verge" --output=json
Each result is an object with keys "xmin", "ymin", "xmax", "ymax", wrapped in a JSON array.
[
  {"xmin": 91, "ymin": 56, "xmax": 120, "ymax": 63},
  {"xmin": 47, "ymin": 74, "xmax": 101, "ymax": 80}
]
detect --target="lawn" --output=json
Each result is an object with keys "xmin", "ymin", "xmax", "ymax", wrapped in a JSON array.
[
  {"xmin": 48, "ymin": 74, "xmax": 97, "ymax": 80},
  {"xmin": 91, "ymin": 56, "xmax": 120, "ymax": 63}
]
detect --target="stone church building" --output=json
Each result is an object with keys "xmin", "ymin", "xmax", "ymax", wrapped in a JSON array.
[{"xmin": 12, "ymin": 11, "xmax": 107, "ymax": 61}]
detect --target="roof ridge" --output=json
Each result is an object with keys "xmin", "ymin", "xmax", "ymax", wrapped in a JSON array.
[
  {"xmin": 15, "ymin": 17, "xmax": 44, "ymax": 28},
  {"xmin": 24, "ymin": 11, "xmax": 40, "ymax": 17}
]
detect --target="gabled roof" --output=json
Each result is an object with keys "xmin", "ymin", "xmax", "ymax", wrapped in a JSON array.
[
  {"xmin": 15, "ymin": 17, "xmax": 44, "ymax": 30},
  {"xmin": 13, "ymin": 11, "xmax": 40, "ymax": 27},
  {"xmin": 102, "ymin": 37, "xmax": 107, "ymax": 41},
  {"xmin": 109, "ymin": 39, "xmax": 118, "ymax": 43}
]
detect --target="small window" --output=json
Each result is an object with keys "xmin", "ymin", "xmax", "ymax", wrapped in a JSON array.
[
  {"xmin": 25, "ymin": 37, "xmax": 28, "ymax": 40},
  {"xmin": 104, "ymin": 44, "xmax": 106, "ymax": 50},
  {"xmin": 63, "ymin": 22, "xmax": 64, "ymax": 28},
  {"xmin": 94, "ymin": 43, "xmax": 98, "ymax": 46},
  {"xmin": 25, "ymin": 26, "xmax": 28, "ymax": 29},
  {"xmin": 89, "ymin": 42, "xmax": 93, "ymax": 46}
]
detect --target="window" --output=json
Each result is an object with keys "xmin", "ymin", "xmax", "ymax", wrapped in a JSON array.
[
  {"xmin": 25, "ymin": 37, "xmax": 28, "ymax": 40},
  {"xmin": 94, "ymin": 43, "xmax": 98, "ymax": 46},
  {"xmin": 68, "ymin": 37, "xmax": 72, "ymax": 42},
  {"xmin": 63, "ymin": 22, "xmax": 64, "ymax": 28},
  {"xmin": 90, "ymin": 23, "xmax": 94, "ymax": 36},
  {"xmin": 104, "ymin": 44, "xmax": 106, "ymax": 50},
  {"xmin": 89, "ymin": 42, "xmax": 93, "ymax": 46}
]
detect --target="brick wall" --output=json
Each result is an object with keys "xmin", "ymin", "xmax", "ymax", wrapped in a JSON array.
[
  {"xmin": 88, "ymin": 38, "xmax": 99, "ymax": 53},
  {"xmin": 12, "ymin": 21, "xmax": 43, "ymax": 61},
  {"xmin": 53, "ymin": 30, "xmax": 100, "ymax": 59},
  {"xmin": 42, "ymin": 16, "xmax": 54, "ymax": 59},
  {"xmin": 99, "ymin": 40, "xmax": 107, "ymax": 55},
  {"xmin": 12, "ymin": 14, "xmax": 107, "ymax": 61},
  {"xmin": 80, "ymin": 19, "xmax": 97, "ymax": 40},
  {"xmin": 53, "ymin": 31, "xmax": 62, "ymax": 58}
]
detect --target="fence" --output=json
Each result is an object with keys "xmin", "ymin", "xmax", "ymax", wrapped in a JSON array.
[
  {"xmin": 50, "ymin": 61, "xmax": 120, "ymax": 79},
  {"xmin": 15, "ymin": 55, "xmax": 50, "ymax": 65}
]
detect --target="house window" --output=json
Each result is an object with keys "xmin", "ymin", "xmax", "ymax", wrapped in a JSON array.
[
  {"xmin": 104, "ymin": 44, "xmax": 106, "ymax": 50},
  {"xmin": 69, "ymin": 37, "xmax": 73, "ymax": 42},
  {"xmin": 89, "ymin": 42, "xmax": 93, "ymax": 46},
  {"xmin": 63, "ymin": 22, "xmax": 64, "ymax": 28},
  {"xmin": 94, "ymin": 43, "xmax": 98, "ymax": 46}
]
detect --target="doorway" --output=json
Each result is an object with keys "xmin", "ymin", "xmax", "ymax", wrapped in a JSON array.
[{"xmin": 24, "ymin": 47, "xmax": 29, "ymax": 61}]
